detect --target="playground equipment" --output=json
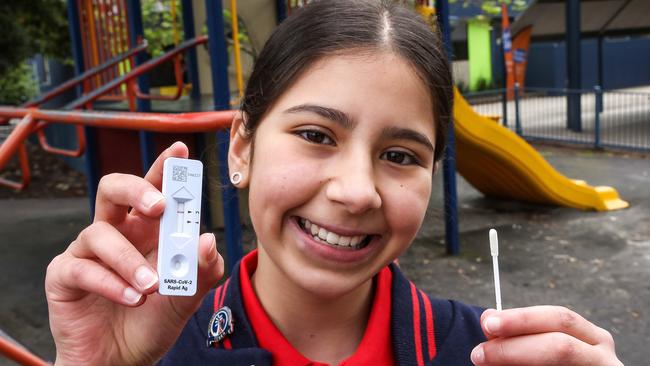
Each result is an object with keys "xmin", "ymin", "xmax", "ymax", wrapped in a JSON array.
[
  {"xmin": 0, "ymin": 36, "xmax": 207, "ymax": 190},
  {"xmin": 0, "ymin": 1, "xmax": 630, "ymax": 363},
  {"xmin": 454, "ymin": 88, "xmax": 628, "ymax": 211}
]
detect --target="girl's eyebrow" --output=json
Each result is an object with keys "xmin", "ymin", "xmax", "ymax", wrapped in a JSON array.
[
  {"xmin": 380, "ymin": 126, "xmax": 434, "ymax": 153},
  {"xmin": 284, "ymin": 104, "xmax": 434, "ymax": 152},
  {"xmin": 284, "ymin": 104, "xmax": 356, "ymax": 129}
]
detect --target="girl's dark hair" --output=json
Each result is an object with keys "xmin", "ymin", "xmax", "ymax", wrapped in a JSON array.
[{"xmin": 240, "ymin": 0, "xmax": 452, "ymax": 162}]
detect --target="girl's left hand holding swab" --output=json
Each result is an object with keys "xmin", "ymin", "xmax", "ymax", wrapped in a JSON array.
[{"xmin": 471, "ymin": 306, "xmax": 622, "ymax": 365}]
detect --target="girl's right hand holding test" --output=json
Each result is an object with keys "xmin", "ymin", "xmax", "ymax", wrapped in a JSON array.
[{"xmin": 45, "ymin": 142, "xmax": 225, "ymax": 365}]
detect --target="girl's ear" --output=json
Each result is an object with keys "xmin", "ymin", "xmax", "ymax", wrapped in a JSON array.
[
  {"xmin": 433, "ymin": 161, "xmax": 440, "ymax": 175},
  {"xmin": 228, "ymin": 111, "xmax": 252, "ymax": 188}
]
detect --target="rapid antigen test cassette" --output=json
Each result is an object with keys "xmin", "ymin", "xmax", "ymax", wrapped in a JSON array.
[{"xmin": 157, "ymin": 157, "xmax": 203, "ymax": 296}]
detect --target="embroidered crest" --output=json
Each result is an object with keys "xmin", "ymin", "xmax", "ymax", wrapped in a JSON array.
[{"xmin": 207, "ymin": 306, "xmax": 234, "ymax": 347}]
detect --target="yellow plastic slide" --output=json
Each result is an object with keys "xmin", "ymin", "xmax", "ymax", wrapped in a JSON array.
[{"xmin": 453, "ymin": 89, "xmax": 628, "ymax": 211}]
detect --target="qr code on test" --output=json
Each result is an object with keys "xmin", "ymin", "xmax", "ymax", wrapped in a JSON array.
[{"xmin": 172, "ymin": 165, "xmax": 188, "ymax": 182}]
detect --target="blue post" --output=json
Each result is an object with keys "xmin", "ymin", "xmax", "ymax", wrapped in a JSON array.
[
  {"xmin": 502, "ymin": 88, "xmax": 508, "ymax": 127},
  {"xmin": 67, "ymin": 0, "xmax": 99, "ymax": 218},
  {"xmin": 126, "ymin": 0, "xmax": 156, "ymax": 172},
  {"xmin": 182, "ymin": 0, "xmax": 201, "ymax": 100},
  {"xmin": 594, "ymin": 85, "xmax": 602, "ymax": 149},
  {"xmin": 435, "ymin": 0, "xmax": 459, "ymax": 255},
  {"xmin": 514, "ymin": 83, "xmax": 522, "ymax": 135},
  {"xmin": 276, "ymin": 0, "xmax": 287, "ymax": 23},
  {"xmin": 566, "ymin": 0, "xmax": 582, "ymax": 132},
  {"xmin": 206, "ymin": 0, "xmax": 243, "ymax": 270}
]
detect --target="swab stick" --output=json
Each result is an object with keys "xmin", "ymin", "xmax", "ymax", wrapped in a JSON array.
[{"xmin": 489, "ymin": 229, "xmax": 502, "ymax": 311}]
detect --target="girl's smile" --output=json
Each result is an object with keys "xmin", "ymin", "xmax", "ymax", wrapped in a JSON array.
[{"xmin": 292, "ymin": 215, "xmax": 382, "ymax": 264}]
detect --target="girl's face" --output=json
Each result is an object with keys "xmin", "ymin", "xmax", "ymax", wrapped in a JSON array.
[{"xmin": 230, "ymin": 51, "xmax": 436, "ymax": 298}]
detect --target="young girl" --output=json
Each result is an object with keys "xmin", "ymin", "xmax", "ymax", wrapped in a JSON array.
[{"xmin": 45, "ymin": 1, "xmax": 622, "ymax": 365}]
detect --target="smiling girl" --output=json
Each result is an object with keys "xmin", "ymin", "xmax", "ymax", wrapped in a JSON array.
[{"xmin": 45, "ymin": 1, "xmax": 622, "ymax": 365}]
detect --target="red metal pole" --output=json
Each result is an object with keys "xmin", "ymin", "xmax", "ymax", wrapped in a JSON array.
[
  {"xmin": 0, "ymin": 108, "xmax": 235, "ymax": 133},
  {"xmin": 0, "ymin": 114, "xmax": 36, "ymax": 170},
  {"xmin": 0, "ymin": 337, "xmax": 50, "ymax": 366}
]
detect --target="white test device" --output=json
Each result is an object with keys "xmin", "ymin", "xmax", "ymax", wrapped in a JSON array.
[
  {"xmin": 157, "ymin": 157, "xmax": 203, "ymax": 296},
  {"xmin": 489, "ymin": 229, "xmax": 502, "ymax": 311}
]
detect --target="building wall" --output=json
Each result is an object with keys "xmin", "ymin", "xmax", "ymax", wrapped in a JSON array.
[
  {"xmin": 467, "ymin": 19, "xmax": 493, "ymax": 90},
  {"xmin": 525, "ymin": 35, "xmax": 650, "ymax": 90}
]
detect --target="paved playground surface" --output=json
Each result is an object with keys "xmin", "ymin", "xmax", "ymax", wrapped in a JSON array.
[{"xmin": 1, "ymin": 145, "xmax": 648, "ymax": 365}]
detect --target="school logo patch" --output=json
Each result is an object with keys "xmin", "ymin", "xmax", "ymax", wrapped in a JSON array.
[{"xmin": 206, "ymin": 306, "xmax": 234, "ymax": 347}]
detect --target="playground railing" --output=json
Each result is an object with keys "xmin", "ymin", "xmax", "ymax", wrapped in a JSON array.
[
  {"xmin": 0, "ymin": 108, "xmax": 233, "ymax": 365},
  {"xmin": 463, "ymin": 86, "xmax": 650, "ymax": 153},
  {"xmin": 0, "ymin": 36, "xmax": 210, "ymax": 190}
]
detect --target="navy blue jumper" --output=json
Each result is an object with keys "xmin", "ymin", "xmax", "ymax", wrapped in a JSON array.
[{"xmin": 160, "ymin": 261, "xmax": 486, "ymax": 366}]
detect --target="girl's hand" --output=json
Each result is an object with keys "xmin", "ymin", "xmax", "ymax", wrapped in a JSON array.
[
  {"xmin": 45, "ymin": 142, "xmax": 225, "ymax": 365},
  {"xmin": 471, "ymin": 306, "xmax": 623, "ymax": 365}
]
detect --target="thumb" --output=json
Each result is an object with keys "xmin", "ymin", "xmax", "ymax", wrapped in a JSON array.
[
  {"xmin": 196, "ymin": 232, "xmax": 225, "ymax": 292},
  {"xmin": 164, "ymin": 233, "xmax": 224, "ymax": 317}
]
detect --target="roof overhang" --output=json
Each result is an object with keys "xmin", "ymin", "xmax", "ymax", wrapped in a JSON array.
[{"xmin": 511, "ymin": 0, "xmax": 650, "ymax": 40}]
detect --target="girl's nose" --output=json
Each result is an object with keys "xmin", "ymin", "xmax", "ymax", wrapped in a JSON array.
[{"xmin": 325, "ymin": 155, "xmax": 382, "ymax": 214}]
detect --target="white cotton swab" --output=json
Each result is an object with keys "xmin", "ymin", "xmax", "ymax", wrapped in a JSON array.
[{"xmin": 489, "ymin": 229, "xmax": 502, "ymax": 311}]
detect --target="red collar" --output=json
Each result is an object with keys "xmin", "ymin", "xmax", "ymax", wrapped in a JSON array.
[{"xmin": 239, "ymin": 250, "xmax": 394, "ymax": 366}]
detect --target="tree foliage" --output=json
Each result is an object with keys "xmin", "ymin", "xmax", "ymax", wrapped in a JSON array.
[
  {"xmin": 142, "ymin": 0, "xmax": 184, "ymax": 57},
  {"xmin": 0, "ymin": 0, "xmax": 70, "ymax": 76},
  {"xmin": 0, "ymin": 63, "xmax": 38, "ymax": 105},
  {"xmin": 0, "ymin": 0, "xmax": 69, "ymax": 104}
]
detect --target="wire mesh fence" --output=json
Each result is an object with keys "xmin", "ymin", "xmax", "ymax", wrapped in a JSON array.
[{"xmin": 463, "ymin": 86, "xmax": 650, "ymax": 152}]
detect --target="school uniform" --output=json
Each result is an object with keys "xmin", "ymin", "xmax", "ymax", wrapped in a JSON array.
[{"xmin": 159, "ymin": 250, "xmax": 486, "ymax": 366}]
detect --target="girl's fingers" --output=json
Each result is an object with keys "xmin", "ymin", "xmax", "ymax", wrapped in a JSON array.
[
  {"xmin": 163, "ymin": 233, "xmax": 225, "ymax": 317},
  {"xmin": 70, "ymin": 221, "xmax": 159, "ymax": 294},
  {"xmin": 48, "ymin": 256, "xmax": 146, "ymax": 307},
  {"xmin": 471, "ymin": 332, "xmax": 616, "ymax": 366},
  {"xmin": 127, "ymin": 141, "xmax": 188, "ymax": 220},
  {"xmin": 94, "ymin": 173, "xmax": 166, "ymax": 223},
  {"xmin": 480, "ymin": 306, "xmax": 614, "ymax": 346},
  {"xmin": 143, "ymin": 141, "xmax": 189, "ymax": 188},
  {"xmin": 196, "ymin": 233, "xmax": 225, "ymax": 288}
]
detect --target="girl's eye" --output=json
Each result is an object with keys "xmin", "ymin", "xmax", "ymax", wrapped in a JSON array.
[
  {"xmin": 297, "ymin": 130, "xmax": 335, "ymax": 145},
  {"xmin": 381, "ymin": 150, "xmax": 419, "ymax": 165}
]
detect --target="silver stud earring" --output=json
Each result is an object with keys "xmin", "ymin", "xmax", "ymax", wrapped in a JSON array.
[{"xmin": 230, "ymin": 172, "xmax": 243, "ymax": 186}]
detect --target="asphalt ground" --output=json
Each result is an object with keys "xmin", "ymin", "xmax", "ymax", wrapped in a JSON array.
[{"xmin": 1, "ymin": 145, "xmax": 648, "ymax": 365}]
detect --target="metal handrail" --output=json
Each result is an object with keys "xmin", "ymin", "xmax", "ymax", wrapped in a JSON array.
[
  {"xmin": 135, "ymin": 54, "xmax": 186, "ymax": 101},
  {"xmin": 22, "ymin": 42, "xmax": 148, "ymax": 158},
  {"xmin": 0, "ymin": 336, "xmax": 50, "ymax": 366},
  {"xmin": 23, "ymin": 41, "xmax": 148, "ymax": 111},
  {"xmin": 0, "ymin": 36, "xmax": 212, "ymax": 189},
  {"xmin": 0, "ymin": 108, "xmax": 235, "ymax": 177},
  {"xmin": 64, "ymin": 36, "xmax": 209, "ymax": 110},
  {"xmin": 31, "ymin": 36, "xmax": 206, "ymax": 158}
]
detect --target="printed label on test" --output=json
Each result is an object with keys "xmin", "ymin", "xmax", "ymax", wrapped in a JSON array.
[{"xmin": 157, "ymin": 157, "xmax": 203, "ymax": 296}]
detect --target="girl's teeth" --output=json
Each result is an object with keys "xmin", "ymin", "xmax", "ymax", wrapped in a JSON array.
[
  {"xmin": 326, "ymin": 232, "xmax": 339, "ymax": 245},
  {"xmin": 350, "ymin": 236, "xmax": 360, "ymax": 246},
  {"xmin": 301, "ymin": 218, "xmax": 368, "ymax": 248},
  {"xmin": 339, "ymin": 235, "xmax": 351, "ymax": 246}
]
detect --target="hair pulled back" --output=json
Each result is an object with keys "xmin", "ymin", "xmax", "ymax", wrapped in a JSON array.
[{"xmin": 240, "ymin": 0, "xmax": 453, "ymax": 162}]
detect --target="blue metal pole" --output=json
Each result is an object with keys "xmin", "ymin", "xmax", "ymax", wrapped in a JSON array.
[
  {"xmin": 182, "ymin": 0, "xmax": 201, "ymax": 100},
  {"xmin": 594, "ymin": 85, "xmax": 602, "ymax": 149},
  {"xmin": 276, "ymin": 0, "xmax": 287, "ymax": 23},
  {"xmin": 502, "ymin": 88, "xmax": 508, "ymax": 127},
  {"xmin": 205, "ymin": 0, "xmax": 243, "ymax": 270},
  {"xmin": 435, "ymin": 0, "xmax": 459, "ymax": 255},
  {"xmin": 126, "ymin": 0, "xmax": 155, "ymax": 173},
  {"xmin": 182, "ymin": 0, "xmax": 206, "ymax": 229},
  {"xmin": 514, "ymin": 83, "xmax": 522, "ymax": 135},
  {"xmin": 67, "ymin": 0, "xmax": 99, "ymax": 218},
  {"xmin": 566, "ymin": 0, "xmax": 582, "ymax": 132}
]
